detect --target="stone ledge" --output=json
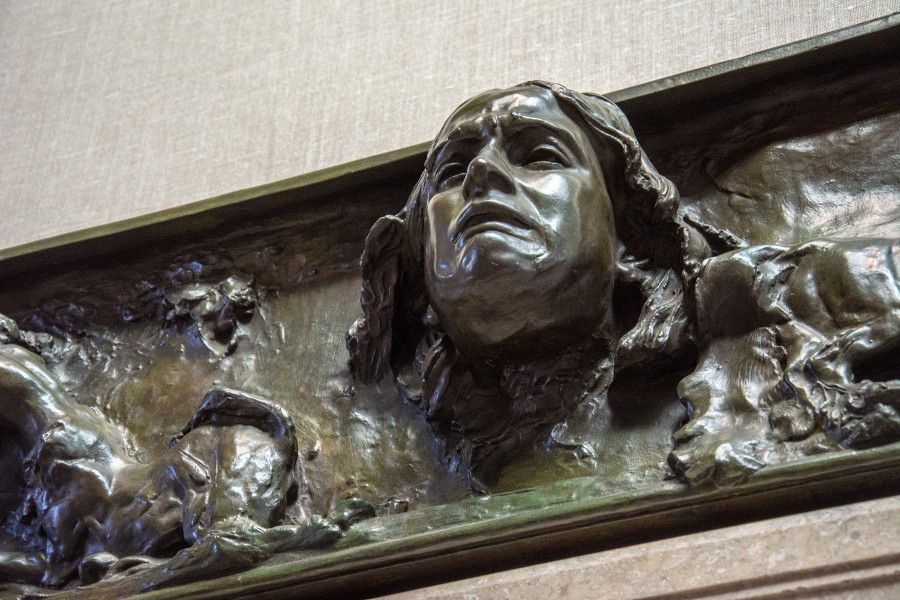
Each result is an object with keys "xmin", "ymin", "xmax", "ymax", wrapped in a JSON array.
[{"xmin": 381, "ymin": 495, "xmax": 900, "ymax": 599}]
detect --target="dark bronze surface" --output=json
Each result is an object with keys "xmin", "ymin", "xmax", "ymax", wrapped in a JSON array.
[
  {"xmin": 0, "ymin": 16, "xmax": 898, "ymax": 599},
  {"xmin": 350, "ymin": 74, "xmax": 899, "ymax": 490},
  {"xmin": 349, "ymin": 82, "xmax": 692, "ymax": 491}
]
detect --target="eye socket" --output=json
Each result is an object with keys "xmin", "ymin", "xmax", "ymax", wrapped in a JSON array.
[
  {"xmin": 524, "ymin": 144, "xmax": 567, "ymax": 169},
  {"xmin": 432, "ymin": 161, "xmax": 468, "ymax": 191},
  {"xmin": 177, "ymin": 449, "xmax": 211, "ymax": 487}
]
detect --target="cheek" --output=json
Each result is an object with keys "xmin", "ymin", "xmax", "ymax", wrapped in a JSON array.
[
  {"xmin": 570, "ymin": 172, "xmax": 614, "ymax": 242},
  {"xmin": 534, "ymin": 173, "xmax": 616, "ymax": 277},
  {"xmin": 525, "ymin": 173, "xmax": 598, "ymax": 243},
  {"xmin": 426, "ymin": 193, "xmax": 460, "ymax": 241},
  {"xmin": 425, "ymin": 193, "xmax": 464, "ymax": 274}
]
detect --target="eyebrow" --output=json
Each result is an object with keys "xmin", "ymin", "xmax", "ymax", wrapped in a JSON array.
[
  {"xmin": 502, "ymin": 117, "xmax": 584, "ymax": 160},
  {"xmin": 426, "ymin": 112, "xmax": 584, "ymax": 171},
  {"xmin": 426, "ymin": 126, "xmax": 482, "ymax": 172},
  {"xmin": 176, "ymin": 448, "xmax": 211, "ymax": 479}
]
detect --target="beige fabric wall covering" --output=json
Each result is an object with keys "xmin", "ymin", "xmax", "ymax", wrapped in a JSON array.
[{"xmin": 0, "ymin": 0, "xmax": 895, "ymax": 250}]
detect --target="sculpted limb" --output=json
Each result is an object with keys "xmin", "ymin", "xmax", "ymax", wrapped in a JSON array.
[
  {"xmin": 0, "ymin": 341, "xmax": 113, "ymax": 452},
  {"xmin": 76, "ymin": 496, "xmax": 386, "ymax": 595},
  {"xmin": 0, "ymin": 315, "xmax": 352, "ymax": 592},
  {"xmin": 113, "ymin": 499, "xmax": 376, "ymax": 593},
  {"xmin": 668, "ymin": 328, "xmax": 777, "ymax": 486},
  {"xmin": 0, "ymin": 550, "xmax": 46, "ymax": 587},
  {"xmin": 671, "ymin": 240, "xmax": 900, "ymax": 485},
  {"xmin": 73, "ymin": 516, "xmax": 342, "ymax": 595},
  {"xmin": 1, "ymin": 329, "xmax": 129, "ymax": 586}
]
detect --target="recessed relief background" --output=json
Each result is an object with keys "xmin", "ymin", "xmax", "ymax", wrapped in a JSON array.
[{"xmin": 0, "ymin": 41, "xmax": 897, "ymax": 597}]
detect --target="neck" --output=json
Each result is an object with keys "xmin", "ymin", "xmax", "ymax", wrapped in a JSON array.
[
  {"xmin": 423, "ymin": 330, "xmax": 616, "ymax": 490},
  {"xmin": 498, "ymin": 333, "xmax": 614, "ymax": 426}
]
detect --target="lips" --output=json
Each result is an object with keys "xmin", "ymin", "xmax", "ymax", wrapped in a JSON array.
[{"xmin": 450, "ymin": 201, "xmax": 539, "ymax": 243}]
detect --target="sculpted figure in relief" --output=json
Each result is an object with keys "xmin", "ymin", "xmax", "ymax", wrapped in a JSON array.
[
  {"xmin": 0, "ymin": 79, "xmax": 897, "ymax": 595},
  {"xmin": 348, "ymin": 81, "xmax": 900, "ymax": 490},
  {"xmin": 0, "ymin": 314, "xmax": 342, "ymax": 591}
]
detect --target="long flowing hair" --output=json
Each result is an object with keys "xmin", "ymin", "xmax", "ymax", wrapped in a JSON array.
[{"xmin": 347, "ymin": 82, "xmax": 711, "ymax": 488}]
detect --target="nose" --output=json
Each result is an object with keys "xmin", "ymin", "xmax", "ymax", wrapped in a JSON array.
[
  {"xmin": 462, "ymin": 145, "xmax": 515, "ymax": 199},
  {"xmin": 183, "ymin": 492, "xmax": 214, "ymax": 542}
]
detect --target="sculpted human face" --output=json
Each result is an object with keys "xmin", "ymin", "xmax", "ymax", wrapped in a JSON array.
[
  {"xmin": 424, "ymin": 87, "xmax": 617, "ymax": 360},
  {"xmin": 165, "ymin": 425, "xmax": 291, "ymax": 543}
]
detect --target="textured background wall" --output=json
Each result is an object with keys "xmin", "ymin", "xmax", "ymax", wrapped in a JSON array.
[{"xmin": 0, "ymin": 0, "xmax": 895, "ymax": 251}]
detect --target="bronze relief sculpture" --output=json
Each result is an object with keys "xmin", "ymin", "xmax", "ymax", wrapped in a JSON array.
[
  {"xmin": 349, "ymin": 81, "xmax": 899, "ymax": 491},
  {"xmin": 0, "ymin": 316, "xmax": 343, "ymax": 591},
  {"xmin": 0, "ymin": 23, "xmax": 898, "ymax": 598},
  {"xmin": 349, "ymin": 82, "xmax": 696, "ymax": 491}
]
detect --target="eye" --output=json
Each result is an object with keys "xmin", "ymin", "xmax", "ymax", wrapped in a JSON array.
[
  {"xmin": 177, "ymin": 449, "xmax": 211, "ymax": 487},
  {"xmin": 524, "ymin": 144, "xmax": 567, "ymax": 169},
  {"xmin": 432, "ymin": 161, "xmax": 468, "ymax": 191}
]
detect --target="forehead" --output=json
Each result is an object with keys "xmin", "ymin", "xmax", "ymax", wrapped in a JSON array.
[
  {"xmin": 177, "ymin": 425, "xmax": 283, "ymax": 465},
  {"xmin": 435, "ymin": 87, "xmax": 583, "ymax": 144}
]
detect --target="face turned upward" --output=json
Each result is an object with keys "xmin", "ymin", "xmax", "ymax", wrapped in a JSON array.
[
  {"xmin": 424, "ymin": 87, "xmax": 617, "ymax": 361},
  {"xmin": 164, "ymin": 425, "xmax": 291, "ymax": 543}
]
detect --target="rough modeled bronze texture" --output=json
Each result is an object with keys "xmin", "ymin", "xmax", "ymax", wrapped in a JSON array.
[
  {"xmin": 0, "ymin": 27, "xmax": 898, "ymax": 598},
  {"xmin": 350, "ymin": 80, "xmax": 899, "ymax": 490}
]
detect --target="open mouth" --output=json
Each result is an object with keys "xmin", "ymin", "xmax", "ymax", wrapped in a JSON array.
[{"xmin": 451, "ymin": 202, "xmax": 537, "ymax": 243}]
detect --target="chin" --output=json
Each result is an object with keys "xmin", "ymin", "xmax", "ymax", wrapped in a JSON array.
[
  {"xmin": 458, "ymin": 231, "xmax": 547, "ymax": 274},
  {"xmin": 434, "ymin": 283, "xmax": 575, "ymax": 362}
]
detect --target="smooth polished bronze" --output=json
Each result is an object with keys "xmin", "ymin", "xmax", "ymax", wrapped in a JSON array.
[{"xmin": 1, "ymin": 17, "xmax": 898, "ymax": 599}]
